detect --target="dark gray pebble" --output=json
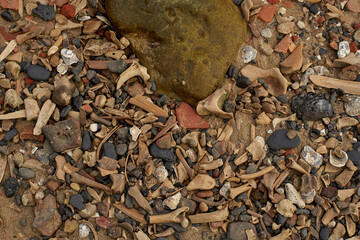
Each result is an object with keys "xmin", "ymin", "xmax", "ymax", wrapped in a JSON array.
[
  {"xmin": 20, "ymin": 217, "xmax": 26, "ymax": 227},
  {"xmin": 319, "ymin": 226, "xmax": 330, "ymax": 240},
  {"xmin": 4, "ymin": 128, "xmax": 17, "ymax": 141},
  {"xmin": 116, "ymin": 144, "xmax": 127, "ymax": 156},
  {"xmin": 82, "ymin": 130, "xmax": 91, "ymax": 151},
  {"xmin": 102, "ymin": 142, "xmax": 117, "ymax": 159},
  {"xmin": 107, "ymin": 60, "xmax": 128, "ymax": 74},
  {"xmin": 291, "ymin": 93, "xmax": 333, "ymax": 121},
  {"xmin": 150, "ymin": 143, "xmax": 176, "ymax": 162},
  {"xmin": 19, "ymin": 167, "xmax": 36, "ymax": 180},
  {"xmin": 27, "ymin": 65, "xmax": 51, "ymax": 81},
  {"xmin": 267, "ymin": 129, "xmax": 300, "ymax": 150},
  {"xmin": 1, "ymin": 11, "xmax": 12, "ymax": 21},
  {"xmin": 69, "ymin": 194, "xmax": 85, "ymax": 210},
  {"xmin": 3, "ymin": 177, "xmax": 19, "ymax": 197},
  {"xmin": 32, "ymin": 2, "xmax": 55, "ymax": 21}
]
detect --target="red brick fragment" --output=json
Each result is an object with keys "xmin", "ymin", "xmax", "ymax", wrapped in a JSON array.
[
  {"xmin": 329, "ymin": 41, "xmax": 338, "ymax": 50},
  {"xmin": 350, "ymin": 42, "xmax": 358, "ymax": 53},
  {"xmin": 60, "ymin": 4, "xmax": 75, "ymax": 18},
  {"xmin": 274, "ymin": 34, "xmax": 291, "ymax": 53},
  {"xmin": 317, "ymin": 16, "xmax": 325, "ymax": 24},
  {"xmin": 46, "ymin": 180, "xmax": 60, "ymax": 192},
  {"xmin": 81, "ymin": 104, "xmax": 93, "ymax": 113},
  {"xmin": 268, "ymin": 0, "xmax": 280, "ymax": 4},
  {"xmin": 25, "ymin": 77, "xmax": 35, "ymax": 85},
  {"xmin": 0, "ymin": 27, "xmax": 18, "ymax": 41},
  {"xmin": 353, "ymin": 23, "xmax": 360, "ymax": 29},
  {"xmin": 282, "ymin": 1, "xmax": 292, "ymax": 8},
  {"xmin": 20, "ymin": 125, "xmax": 45, "ymax": 142},
  {"xmin": 291, "ymin": 35, "xmax": 298, "ymax": 42},
  {"xmin": 0, "ymin": 0, "xmax": 18, "ymax": 10},
  {"xmin": 258, "ymin": 5, "xmax": 276, "ymax": 23},
  {"xmin": 96, "ymin": 216, "xmax": 112, "ymax": 229},
  {"xmin": 175, "ymin": 102, "xmax": 209, "ymax": 129}
]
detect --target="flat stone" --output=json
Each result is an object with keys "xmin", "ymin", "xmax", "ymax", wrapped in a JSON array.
[
  {"xmin": 42, "ymin": 119, "xmax": 82, "ymax": 152},
  {"xmin": 82, "ymin": 130, "xmax": 91, "ymax": 151},
  {"xmin": 32, "ymin": 2, "xmax": 55, "ymax": 21},
  {"xmin": 69, "ymin": 194, "xmax": 85, "ymax": 210},
  {"xmin": 347, "ymin": 150, "xmax": 360, "ymax": 166},
  {"xmin": 274, "ymin": 34, "xmax": 291, "ymax": 53},
  {"xmin": 258, "ymin": 5, "xmax": 276, "ymax": 23},
  {"xmin": 150, "ymin": 143, "xmax": 176, "ymax": 162},
  {"xmin": 280, "ymin": 44, "xmax": 303, "ymax": 74},
  {"xmin": 19, "ymin": 167, "xmax": 36, "ymax": 180},
  {"xmin": 106, "ymin": 0, "xmax": 246, "ymax": 105},
  {"xmin": 267, "ymin": 129, "xmax": 300, "ymax": 150},
  {"xmin": 102, "ymin": 142, "xmax": 117, "ymax": 159},
  {"xmin": 176, "ymin": 102, "xmax": 209, "ymax": 129},
  {"xmin": 277, "ymin": 22, "xmax": 295, "ymax": 34},
  {"xmin": 0, "ymin": 0, "xmax": 18, "ymax": 10},
  {"xmin": 347, "ymin": 0, "xmax": 360, "ymax": 12},
  {"xmin": 227, "ymin": 222, "xmax": 258, "ymax": 240},
  {"xmin": 27, "ymin": 65, "xmax": 51, "ymax": 81},
  {"xmin": 33, "ymin": 195, "xmax": 62, "ymax": 236},
  {"xmin": 24, "ymin": 98, "xmax": 40, "ymax": 121}
]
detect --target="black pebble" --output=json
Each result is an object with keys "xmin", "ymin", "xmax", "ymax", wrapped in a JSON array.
[
  {"xmin": 150, "ymin": 143, "xmax": 176, "ymax": 162},
  {"xmin": 72, "ymin": 95, "xmax": 84, "ymax": 109},
  {"xmin": 347, "ymin": 150, "xmax": 360, "ymax": 166},
  {"xmin": 3, "ymin": 177, "xmax": 19, "ymax": 197},
  {"xmin": 309, "ymin": 4, "xmax": 319, "ymax": 14},
  {"xmin": 4, "ymin": 128, "xmax": 17, "ymax": 141},
  {"xmin": 69, "ymin": 194, "xmax": 85, "ymax": 210},
  {"xmin": 319, "ymin": 48, "xmax": 328, "ymax": 55},
  {"xmin": 27, "ymin": 65, "xmax": 51, "ymax": 81},
  {"xmin": 291, "ymin": 93, "xmax": 333, "ymax": 121},
  {"xmin": 82, "ymin": 130, "xmax": 91, "ymax": 151},
  {"xmin": 102, "ymin": 142, "xmax": 117, "ymax": 159},
  {"xmin": 267, "ymin": 129, "xmax": 300, "ymax": 150},
  {"xmin": 1, "ymin": 11, "xmax": 12, "ymax": 21},
  {"xmin": 107, "ymin": 60, "xmax": 128, "ymax": 74},
  {"xmin": 60, "ymin": 105, "xmax": 72, "ymax": 118},
  {"xmin": 72, "ymin": 38, "xmax": 82, "ymax": 48},
  {"xmin": 236, "ymin": 76, "xmax": 250, "ymax": 88},
  {"xmin": 32, "ymin": 2, "xmax": 55, "ymax": 21},
  {"xmin": 319, "ymin": 226, "xmax": 330, "ymax": 240}
]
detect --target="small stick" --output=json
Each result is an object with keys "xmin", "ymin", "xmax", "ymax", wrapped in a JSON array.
[
  {"xmin": 238, "ymin": 166, "xmax": 275, "ymax": 180},
  {"xmin": 175, "ymin": 149, "xmax": 194, "ymax": 180},
  {"xmin": 96, "ymin": 125, "xmax": 121, "ymax": 161},
  {"xmin": 71, "ymin": 172, "xmax": 111, "ymax": 192},
  {"xmin": 191, "ymin": 195, "xmax": 226, "ymax": 207},
  {"xmin": 90, "ymin": 112, "xmax": 112, "ymax": 126},
  {"xmin": 0, "ymin": 40, "xmax": 17, "ymax": 62}
]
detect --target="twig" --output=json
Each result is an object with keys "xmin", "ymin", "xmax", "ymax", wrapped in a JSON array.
[{"xmin": 96, "ymin": 125, "xmax": 121, "ymax": 161}]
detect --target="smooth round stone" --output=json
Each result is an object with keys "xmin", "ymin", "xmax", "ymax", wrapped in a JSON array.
[
  {"xmin": 1, "ymin": 11, "xmax": 13, "ymax": 21},
  {"xmin": 319, "ymin": 226, "xmax": 330, "ymax": 240},
  {"xmin": 267, "ymin": 129, "xmax": 300, "ymax": 150},
  {"xmin": 106, "ymin": 0, "xmax": 247, "ymax": 105},
  {"xmin": 19, "ymin": 167, "xmax": 36, "ymax": 180},
  {"xmin": 27, "ymin": 65, "xmax": 51, "ymax": 81}
]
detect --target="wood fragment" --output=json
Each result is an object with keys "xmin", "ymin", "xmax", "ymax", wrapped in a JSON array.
[
  {"xmin": 114, "ymin": 203, "xmax": 147, "ymax": 224},
  {"xmin": 0, "ymin": 110, "xmax": 26, "ymax": 120},
  {"xmin": 129, "ymin": 95, "xmax": 168, "ymax": 117},
  {"xmin": 310, "ymin": 75, "xmax": 360, "ymax": 95},
  {"xmin": 0, "ymin": 40, "xmax": 17, "ymax": 62}
]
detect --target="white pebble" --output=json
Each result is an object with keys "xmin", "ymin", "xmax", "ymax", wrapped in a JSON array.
[
  {"xmin": 90, "ymin": 123, "xmax": 98, "ymax": 132},
  {"xmin": 337, "ymin": 41, "xmax": 350, "ymax": 59},
  {"xmin": 242, "ymin": 45, "xmax": 257, "ymax": 63},
  {"xmin": 61, "ymin": 48, "xmax": 79, "ymax": 66},
  {"xmin": 278, "ymin": 7, "xmax": 286, "ymax": 15},
  {"xmin": 261, "ymin": 28, "xmax": 272, "ymax": 39},
  {"xmin": 296, "ymin": 21, "xmax": 305, "ymax": 29},
  {"xmin": 79, "ymin": 224, "xmax": 90, "ymax": 238}
]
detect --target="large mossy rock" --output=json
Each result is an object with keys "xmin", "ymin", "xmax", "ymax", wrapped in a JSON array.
[{"xmin": 106, "ymin": 0, "xmax": 246, "ymax": 105}]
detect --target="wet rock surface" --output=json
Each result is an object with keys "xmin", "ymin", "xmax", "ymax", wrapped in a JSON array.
[
  {"xmin": 106, "ymin": 0, "xmax": 247, "ymax": 104},
  {"xmin": 291, "ymin": 93, "xmax": 333, "ymax": 121}
]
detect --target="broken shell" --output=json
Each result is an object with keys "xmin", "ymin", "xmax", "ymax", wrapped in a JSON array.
[
  {"xmin": 61, "ymin": 49, "xmax": 79, "ymax": 66},
  {"xmin": 276, "ymin": 199, "xmax": 296, "ymax": 217},
  {"xmin": 57, "ymin": 63, "xmax": 68, "ymax": 75},
  {"xmin": 240, "ymin": 65, "xmax": 290, "ymax": 97},
  {"xmin": 196, "ymin": 79, "xmax": 234, "ymax": 119},
  {"xmin": 300, "ymin": 174, "xmax": 317, "ymax": 204},
  {"xmin": 163, "ymin": 192, "xmax": 182, "ymax": 210},
  {"xmin": 285, "ymin": 183, "xmax": 305, "ymax": 208},
  {"xmin": 116, "ymin": 61, "xmax": 150, "ymax": 90},
  {"xmin": 300, "ymin": 145, "xmax": 323, "ymax": 169},
  {"xmin": 130, "ymin": 125, "xmax": 141, "ymax": 141},
  {"xmin": 329, "ymin": 148, "xmax": 348, "ymax": 167},
  {"xmin": 186, "ymin": 174, "xmax": 216, "ymax": 191},
  {"xmin": 154, "ymin": 166, "xmax": 168, "ymax": 183}
]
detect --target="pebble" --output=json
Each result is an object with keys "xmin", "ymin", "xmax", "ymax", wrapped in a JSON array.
[
  {"xmin": 236, "ymin": 76, "xmax": 250, "ymax": 88},
  {"xmin": 27, "ymin": 65, "xmax": 51, "ymax": 81},
  {"xmin": 309, "ymin": 4, "xmax": 319, "ymax": 14},
  {"xmin": 86, "ymin": 70, "xmax": 97, "ymax": 80},
  {"xmin": 242, "ymin": 45, "xmax": 257, "ymax": 63},
  {"xmin": 227, "ymin": 222, "xmax": 257, "ymax": 240},
  {"xmin": 107, "ymin": 226, "xmax": 122, "ymax": 239},
  {"xmin": 277, "ymin": 22, "xmax": 295, "ymax": 34},
  {"xmin": 116, "ymin": 143, "xmax": 128, "ymax": 155},
  {"xmin": 291, "ymin": 93, "xmax": 333, "ymax": 121},
  {"xmin": 79, "ymin": 223, "xmax": 90, "ymax": 238},
  {"xmin": 261, "ymin": 28, "xmax": 272, "ymax": 38},
  {"xmin": 3, "ymin": 177, "xmax": 19, "ymax": 197},
  {"xmin": 20, "ymin": 217, "xmax": 26, "ymax": 227},
  {"xmin": 1, "ymin": 11, "xmax": 12, "ymax": 21},
  {"xmin": 354, "ymin": 29, "xmax": 360, "ymax": 42},
  {"xmin": 150, "ymin": 143, "xmax": 176, "ymax": 162},
  {"xmin": 337, "ymin": 41, "xmax": 350, "ymax": 59},
  {"xmin": 267, "ymin": 129, "xmax": 300, "ymax": 150},
  {"xmin": 102, "ymin": 142, "xmax": 117, "ymax": 159},
  {"xmin": 319, "ymin": 226, "xmax": 330, "ymax": 240},
  {"xmin": 69, "ymin": 194, "xmax": 85, "ymax": 210},
  {"xmin": 32, "ymin": 2, "xmax": 55, "ymax": 21},
  {"xmin": 33, "ymin": 195, "xmax": 62, "ymax": 236},
  {"xmin": 96, "ymin": 216, "xmax": 112, "ymax": 229},
  {"xmin": 82, "ymin": 130, "xmax": 91, "ymax": 151},
  {"xmin": 175, "ymin": 102, "xmax": 209, "ymax": 129},
  {"xmin": 297, "ymin": 21, "xmax": 305, "ymax": 29},
  {"xmin": 107, "ymin": 60, "xmax": 128, "ymax": 74},
  {"xmin": 19, "ymin": 167, "xmax": 36, "ymax": 180},
  {"xmin": 301, "ymin": 145, "xmax": 323, "ymax": 169},
  {"xmin": 347, "ymin": 150, "xmax": 360, "ymax": 166},
  {"xmin": 4, "ymin": 128, "xmax": 18, "ymax": 141}
]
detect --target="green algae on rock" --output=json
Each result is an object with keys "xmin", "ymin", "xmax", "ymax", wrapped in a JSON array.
[{"xmin": 106, "ymin": 0, "xmax": 246, "ymax": 105}]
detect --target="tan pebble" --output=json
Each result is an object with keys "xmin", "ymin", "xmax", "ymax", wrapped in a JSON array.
[
  {"xmin": 199, "ymin": 202, "xmax": 208, "ymax": 212},
  {"xmin": 70, "ymin": 183, "xmax": 81, "ymax": 192}
]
